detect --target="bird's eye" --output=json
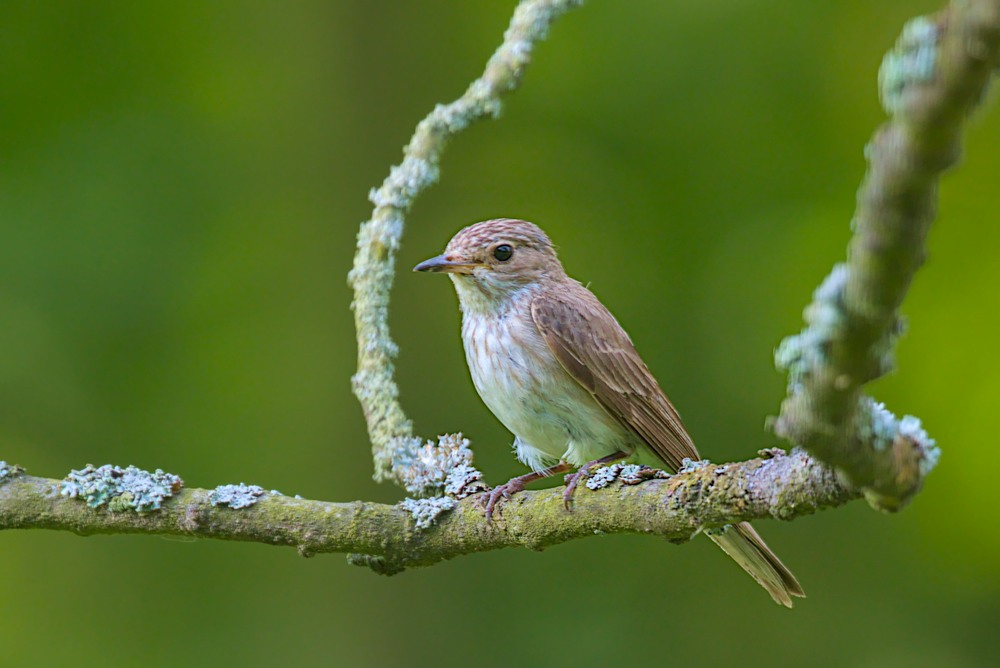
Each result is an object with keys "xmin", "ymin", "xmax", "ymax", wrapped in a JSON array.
[{"xmin": 493, "ymin": 244, "xmax": 514, "ymax": 262}]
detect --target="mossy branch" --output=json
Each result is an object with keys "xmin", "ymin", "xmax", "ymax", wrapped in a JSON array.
[
  {"xmin": 0, "ymin": 450, "xmax": 853, "ymax": 573},
  {"xmin": 773, "ymin": 0, "xmax": 1000, "ymax": 511}
]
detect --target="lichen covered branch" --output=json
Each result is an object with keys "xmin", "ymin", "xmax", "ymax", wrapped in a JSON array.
[
  {"xmin": 773, "ymin": 0, "xmax": 1000, "ymax": 511},
  {"xmin": 347, "ymin": 0, "xmax": 583, "ymax": 491},
  {"xmin": 0, "ymin": 450, "xmax": 854, "ymax": 573}
]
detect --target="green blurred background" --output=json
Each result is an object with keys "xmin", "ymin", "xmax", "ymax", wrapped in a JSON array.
[{"xmin": 2, "ymin": 1, "xmax": 997, "ymax": 665}]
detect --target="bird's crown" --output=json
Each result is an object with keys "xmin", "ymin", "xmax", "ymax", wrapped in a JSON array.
[{"xmin": 446, "ymin": 218, "xmax": 553, "ymax": 255}]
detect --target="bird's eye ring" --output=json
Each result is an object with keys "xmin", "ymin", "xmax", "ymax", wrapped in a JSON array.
[{"xmin": 493, "ymin": 244, "xmax": 514, "ymax": 262}]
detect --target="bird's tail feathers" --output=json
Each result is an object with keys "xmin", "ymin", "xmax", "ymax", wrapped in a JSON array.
[{"xmin": 708, "ymin": 522, "xmax": 805, "ymax": 608}]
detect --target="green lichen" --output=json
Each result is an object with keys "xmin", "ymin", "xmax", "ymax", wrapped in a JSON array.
[
  {"xmin": 678, "ymin": 458, "xmax": 711, "ymax": 474},
  {"xmin": 585, "ymin": 464, "xmax": 668, "ymax": 490},
  {"xmin": 879, "ymin": 15, "xmax": 939, "ymax": 115},
  {"xmin": 775, "ymin": 264, "xmax": 849, "ymax": 391},
  {"xmin": 210, "ymin": 483, "xmax": 267, "ymax": 509},
  {"xmin": 390, "ymin": 433, "xmax": 487, "ymax": 498},
  {"xmin": 857, "ymin": 398, "xmax": 939, "ymax": 474},
  {"xmin": 346, "ymin": 553, "xmax": 406, "ymax": 576},
  {"xmin": 399, "ymin": 496, "xmax": 456, "ymax": 530},
  {"xmin": 60, "ymin": 464, "xmax": 183, "ymax": 513},
  {"xmin": 0, "ymin": 461, "xmax": 24, "ymax": 483}
]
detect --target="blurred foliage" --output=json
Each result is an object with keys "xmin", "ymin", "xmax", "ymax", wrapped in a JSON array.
[{"xmin": 1, "ymin": 1, "xmax": 998, "ymax": 666}]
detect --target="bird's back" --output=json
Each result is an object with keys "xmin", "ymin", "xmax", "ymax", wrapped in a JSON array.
[{"xmin": 529, "ymin": 279, "xmax": 701, "ymax": 471}]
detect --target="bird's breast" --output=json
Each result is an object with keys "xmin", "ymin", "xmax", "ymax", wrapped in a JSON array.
[
  {"xmin": 462, "ymin": 310, "xmax": 554, "ymax": 415},
  {"xmin": 460, "ymin": 305, "xmax": 629, "ymax": 469}
]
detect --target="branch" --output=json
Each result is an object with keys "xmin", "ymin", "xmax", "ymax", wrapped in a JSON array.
[
  {"xmin": 0, "ymin": 450, "xmax": 854, "ymax": 573},
  {"xmin": 773, "ymin": 0, "xmax": 1000, "ymax": 511},
  {"xmin": 348, "ymin": 0, "xmax": 584, "ymax": 492}
]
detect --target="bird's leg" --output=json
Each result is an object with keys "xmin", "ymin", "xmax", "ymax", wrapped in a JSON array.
[
  {"xmin": 562, "ymin": 451, "xmax": 629, "ymax": 510},
  {"xmin": 483, "ymin": 462, "xmax": 572, "ymax": 523}
]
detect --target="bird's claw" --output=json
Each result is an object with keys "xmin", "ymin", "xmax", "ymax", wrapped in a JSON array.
[
  {"xmin": 562, "ymin": 453, "xmax": 629, "ymax": 510},
  {"xmin": 482, "ymin": 479, "xmax": 526, "ymax": 523},
  {"xmin": 562, "ymin": 468, "xmax": 590, "ymax": 510}
]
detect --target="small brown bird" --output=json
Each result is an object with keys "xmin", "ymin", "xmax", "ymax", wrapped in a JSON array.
[{"xmin": 414, "ymin": 218, "xmax": 804, "ymax": 607}]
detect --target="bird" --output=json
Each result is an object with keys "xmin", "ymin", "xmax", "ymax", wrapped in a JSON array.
[{"xmin": 414, "ymin": 218, "xmax": 804, "ymax": 607}]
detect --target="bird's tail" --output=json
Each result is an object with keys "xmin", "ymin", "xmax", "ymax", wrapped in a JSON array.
[{"xmin": 707, "ymin": 522, "xmax": 805, "ymax": 608}]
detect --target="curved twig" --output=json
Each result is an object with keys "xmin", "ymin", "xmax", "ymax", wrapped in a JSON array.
[
  {"xmin": 774, "ymin": 0, "xmax": 1000, "ymax": 511},
  {"xmin": 348, "ymin": 0, "xmax": 584, "ymax": 489}
]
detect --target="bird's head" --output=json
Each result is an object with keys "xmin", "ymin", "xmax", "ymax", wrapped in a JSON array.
[{"xmin": 414, "ymin": 218, "xmax": 565, "ymax": 312}]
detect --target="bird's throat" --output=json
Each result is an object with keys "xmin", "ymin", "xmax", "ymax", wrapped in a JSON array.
[{"xmin": 450, "ymin": 273, "xmax": 534, "ymax": 317}]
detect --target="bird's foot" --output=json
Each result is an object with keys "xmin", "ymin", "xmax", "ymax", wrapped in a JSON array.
[
  {"xmin": 481, "ymin": 462, "xmax": 575, "ymax": 522},
  {"xmin": 482, "ymin": 477, "xmax": 528, "ymax": 523},
  {"xmin": 562, "ymin": 470, "xmax": 589, "ymax": 510},
  {"xmin": 562, "ymin": 451, "xmax": 630, "ymax": 510}
]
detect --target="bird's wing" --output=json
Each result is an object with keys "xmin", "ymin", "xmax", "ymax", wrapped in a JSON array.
[{"xmin": 530, "ymin": 284, "xmax": 700, "ymax": 472}]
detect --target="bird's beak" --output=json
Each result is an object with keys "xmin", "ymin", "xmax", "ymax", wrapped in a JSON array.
[{"xmin": 413, "ymin": 254, "xmax": 477, "ymax": 274}]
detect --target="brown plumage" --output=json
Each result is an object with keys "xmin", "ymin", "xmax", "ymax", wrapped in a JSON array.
[
  {"xmin": 530, "ymin": 287, "xmax": 696, "ymax": 472},
  {"xmin": 415, "ymin": 218, "xmax": 804, "ymax": 607}
]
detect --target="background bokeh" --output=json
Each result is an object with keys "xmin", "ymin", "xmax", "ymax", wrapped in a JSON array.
[{"xmin": 2, "ymin": 1, "xmax": 998, "ymax": 666}]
